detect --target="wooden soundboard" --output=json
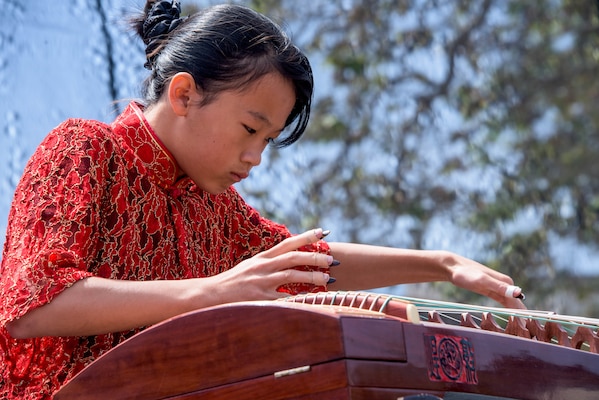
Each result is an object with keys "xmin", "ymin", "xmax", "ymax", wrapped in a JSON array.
[{"xmin": 54, "ymin": 294, "xmax": 599, "ymax": 399}]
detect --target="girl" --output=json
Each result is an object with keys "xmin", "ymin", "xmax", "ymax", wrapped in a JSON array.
[{"xmin": 0, "ymin": 2, "xmax": 524, "ymax": 398}]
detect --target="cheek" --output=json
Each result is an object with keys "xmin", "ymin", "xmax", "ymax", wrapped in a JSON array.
[{"xmin": 173, "ymin": 140, "xmax": 204, "ymax": 171}]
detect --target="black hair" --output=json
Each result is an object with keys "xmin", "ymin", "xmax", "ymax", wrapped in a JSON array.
[{"xmin": 131, "ymin": 1, "xmax": 313, "ymax": 147}]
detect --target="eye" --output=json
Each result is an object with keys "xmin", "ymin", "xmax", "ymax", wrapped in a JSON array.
[{"xmin": 244, "ymin": 124, "xmax": 257, "ymax": 134}]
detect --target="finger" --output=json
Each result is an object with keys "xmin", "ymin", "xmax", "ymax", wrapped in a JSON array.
[
  {"xmin": 276, "ymin": 268, "xmax": 331, "ymax": 287},
  {"xmin": 268, "ymin": 251, "xmax": 334, "ymax": 272},
  {"xmin": 467, "ymin": 261, "xmax": 516, "ymax": 285},
  {"xmin": 488, "ymin": 281, "xmax": 527, "ymax": 309},
  {"xmin": 263, "ymin": 228, "xmax": 329, "ymax": 257},
  {"xmin": 300, "ymin": 228, "xmax": 329, "ymax": 245},
  {"xmin": 504, "ymin": 297, "xmax": 527, "ymax": 309},
  {"xmin": 455, "ymin": 270, "xmax": 527, "ymax": 309}
]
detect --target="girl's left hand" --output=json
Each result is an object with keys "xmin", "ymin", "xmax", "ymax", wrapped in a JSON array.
[{"xmin": 448, "ymin": 254, "xmax": 526, "ymax": 309}]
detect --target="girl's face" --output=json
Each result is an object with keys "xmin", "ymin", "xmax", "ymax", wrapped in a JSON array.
[{"xmin": 170, "ymin": 72, "xmax": 296, "ymax": 194}]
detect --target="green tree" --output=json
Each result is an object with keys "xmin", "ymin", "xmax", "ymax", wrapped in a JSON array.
[{"xmin": 239, "ymin": 0, "xmax": 599, "ymax": 315}]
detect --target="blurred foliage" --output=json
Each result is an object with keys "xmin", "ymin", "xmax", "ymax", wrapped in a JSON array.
[
  {"xmin": 44, "ymin": 0, "xmax": 599, "ymax": 314},
  {"xmin": 238, "ymin": 0, "xmax": 599, "ymax": 315}
]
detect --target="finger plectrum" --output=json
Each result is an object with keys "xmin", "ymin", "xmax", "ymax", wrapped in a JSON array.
[{"xmin": 505, "ymin": 285, "xmax": 525, "ymax": 300}]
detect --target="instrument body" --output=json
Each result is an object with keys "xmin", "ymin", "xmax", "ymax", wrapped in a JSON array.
[{"xmin": 54, "ymin": 293, "xmax": 599, "ymax": 400}]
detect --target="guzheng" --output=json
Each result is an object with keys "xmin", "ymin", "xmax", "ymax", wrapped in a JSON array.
[{"xmin": 54, "ymin": 291, "xmax": 599, "ymax": 400}]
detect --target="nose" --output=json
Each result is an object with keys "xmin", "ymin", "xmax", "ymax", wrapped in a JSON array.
[{"xmin": 240, "ymin": 146, "xmax": 262, "ymax": 167}]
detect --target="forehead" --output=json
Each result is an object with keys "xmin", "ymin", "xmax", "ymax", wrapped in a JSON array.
[{"xmin": 227, "ymin": 73, "xmax": 296, "ymax": 125}]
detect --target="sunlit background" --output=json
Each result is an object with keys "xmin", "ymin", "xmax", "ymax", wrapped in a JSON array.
[{"xmin": 1, "ymin": 0, "xmax": 599, "ymax": 315}]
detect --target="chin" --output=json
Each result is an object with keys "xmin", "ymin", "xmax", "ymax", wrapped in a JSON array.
[{"xmin": 186, "ymin": 179, "xmax": 221, "ymax": 195}]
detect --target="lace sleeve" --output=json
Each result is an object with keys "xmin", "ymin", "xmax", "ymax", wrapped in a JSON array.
[{"xmin": 0, "ymin": 119, "xmax": 112, "ymax": 326}]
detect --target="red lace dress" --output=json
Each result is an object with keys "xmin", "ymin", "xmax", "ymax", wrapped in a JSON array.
[{"xmin": 0, "ymin": 102, "xmax": 329, "ymax": 399}]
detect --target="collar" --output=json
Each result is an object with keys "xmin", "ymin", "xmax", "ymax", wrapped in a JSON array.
[{"xmin": 111, "ymin": 102, "xmax": 186, "ymax": 189}]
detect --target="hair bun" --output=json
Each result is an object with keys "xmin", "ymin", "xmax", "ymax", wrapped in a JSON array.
[{"xmin": 142, "ymin": 0, "xmax": 187, "ymax": 69}]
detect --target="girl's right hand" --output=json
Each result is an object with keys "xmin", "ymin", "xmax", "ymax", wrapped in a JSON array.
[{"xmin": 201, "ymin": 228, "xmax": 334, "ymax": 305}]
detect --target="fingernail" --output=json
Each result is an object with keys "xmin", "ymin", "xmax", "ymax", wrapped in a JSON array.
[
  {"xmin": 517, "ymin": 293, "xmax": 526, "ymax": 300},
  {"xmin": 327, "ymin": 277, "xmax": 336, "ymax": 284},
  {"xmin": 321, "ymin": 229, "xmax": 331, "ymax": 238},
  {"xmin": 326, "ymin": 256, "xmax": 340, "ymax": 266}
]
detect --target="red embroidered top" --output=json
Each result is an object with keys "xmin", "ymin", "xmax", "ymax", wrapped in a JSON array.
[{"xmin": 0, "ymin": 102, "xmax": 329, "ymax": 399}]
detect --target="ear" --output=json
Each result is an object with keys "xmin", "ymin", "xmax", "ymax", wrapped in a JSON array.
[{"xmin": 167, "ymin": 72, "xmax": 199, "ymax": 116}]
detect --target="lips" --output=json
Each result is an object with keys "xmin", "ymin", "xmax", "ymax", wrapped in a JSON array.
[{"xmin": 231, "ymin": 171, "xmax": 249, "ymax": 182}]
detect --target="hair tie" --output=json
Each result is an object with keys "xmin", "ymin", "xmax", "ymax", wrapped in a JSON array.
[{"xmin": 142, "ymin": 0, "xmax": 188, "ymax": 69}]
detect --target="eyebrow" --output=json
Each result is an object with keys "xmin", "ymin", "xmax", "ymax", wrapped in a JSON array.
[{"xmin": 247, "ymin": 110, "xmax": 285, "ymax": 132}]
